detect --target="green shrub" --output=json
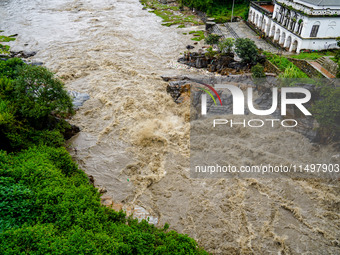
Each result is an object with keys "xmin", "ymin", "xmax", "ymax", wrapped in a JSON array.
[
  {"xmin": 251, "ymin": 63, "xmax": 265, "ymax": 78},
  {"xmin": 205, "ymin": 46, "xmax": 218, "ymax": 58},
  {"xmin": 204, "ymin": 33, "xmax": 221, "ymax": 45},
  {"xmin": 14, "ymin": 65, "xmax": 73, "ymax": 120},
  {"xmin": 0, "ymin": 146, "xmax": 208, "ymax": 254},
  {"xmin": 235, "ymin": 38, "xmax": 258, "ymax": 64},
  {"xmin": 218, "ymin": 37, "xmax": 235, "ymax": 54},
  {"xmin": 0, "ymin": 58, "xmax": 24, "ymax": 79},
  {"xmin": 0, "ymin": 60, "xmax": 74, "ymax": 150}
]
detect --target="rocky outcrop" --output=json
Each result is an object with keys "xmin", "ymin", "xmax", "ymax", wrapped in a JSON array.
[
  {"xmin": 178, "ymin": 51, "xmax": 248, "ymax": 75},
  {"xmin": 63, "ymin": 124, "xmax": 80, "ymax": 140},
  {"xmin": 100, "ymin": 194, "xmax": 159, "ymax": 225},
  {"xmin": 10, "ymin": 50, "xmax": 37, "ymax": 58}
]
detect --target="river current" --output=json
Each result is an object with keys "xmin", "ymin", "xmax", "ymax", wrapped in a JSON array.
[{"xmin": 1, "ymin": 0, "xmax": 339, "ymax": 253}]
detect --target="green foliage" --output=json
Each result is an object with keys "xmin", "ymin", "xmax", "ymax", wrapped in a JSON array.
[
  {"xmin": 264, "ymin": 52, "xmax": 308, "ymax": 79},
  {"xmin": 141, "ymin": 0, "xmax": 203, "ymax": 27},
  {"xmin": 182, "ymin": 0, "xmax": 249, "ymax": 22},
  {"xmin": 205, "ymin": 46, "xmax": 218, "ymax": 58},
  {"xmin": 251, "ymin": 63, "xmax": 265, "ymax": 78},
  {"xmin": 14, "ymin": 65, "xmax": 73, "ymax": 119},
  {"xmin": 0, "ymin": 58, "xmax": 25, "ymax": 79},
  {"xmin": 278, "ymin": 65, "xmax": 309, "ymax": 79},
  {"xmin": 0, "ymin": 59, "xmax": 74, "ymax": 151},
  {"xmin": 0, "ymin": 33, "xmax": 16, "ymax": 54},
  {"xmin": 218, "ymin": 37, "xmax": 235, "ymax": 54},
  {"xmin": 0, "ymin": 146, "xmax": 208, "ymax": 254},
  {"xmin": 290, "ymin": 51, "xmax": 335, "ymax": 60},
  {"xmin": 235, "ymin": 38, "xmax": 258, "ymax": 64},
  {"xmin": 189, "ymin": 30, "xmax": 205, "ymax": 41},
  {"xmin": 204, "ymin": 33, "xmax": 221, "ymax": 45},
  {"xmin": 0, "ymin": 177, "xmax": 35, "ymax": 231}
]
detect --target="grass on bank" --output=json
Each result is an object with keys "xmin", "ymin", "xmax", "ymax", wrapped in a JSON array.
[
  {"xmin": 289, "ymin": 50, "xmax": 335, "ymax": 60},
  {"xmin": 189, "ymin": 30, "xmax": 205, "ymax": 41},
  {"xmin": 264, "ymin": 52, "xmax": 309, "ymax": 78},
  {"xmin": 140, "ymin": 0, "xmax": 203, "ymax": 27},
  {"xmin": 0, "ymin": 32, "xmax": 16, "ymax": 54}
]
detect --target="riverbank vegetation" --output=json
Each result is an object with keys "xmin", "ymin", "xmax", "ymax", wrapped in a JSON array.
[
  {"xmin": 289, "ymin": 50, "xmax": 335, "ymax": 60},
  {"xmin": 189, "ymin": 30, "xmax": 205, "ymax": 41},
  {"xmin": 140, "ymin": 0, "xmax": 203, "ymax": 27},
  {"xmin": 0, "ymin": 58, "xmax": 208, "ymax": 254},
  {"xmin": 0, "ymin": 32, "xmax": 16, "ymax": 54},
  {"xmin": 263, "ymin": 51, "xmax": 309, "ymax": 78},
  {"xmin": 181, "ymin": 0, "xmax": 250, "ymax": 22}
]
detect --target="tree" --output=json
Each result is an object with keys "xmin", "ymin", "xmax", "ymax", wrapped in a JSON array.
[
  {"xmin": 0, "ymin": 59, "xmax": 74, "ymax": 150},
  {"xmin": 14, "ymin": 65, "xmax": 73, "ymax": 120},
  {"xmin": 235, "ymin": 38, "xmax": 258, "ymax": 64},
  {"xmin": 218, "ymin": 38, "xmax": 235, "ymax": 54},
  {"xmin": 204, "ymin": 34, "xmax": 221, "ymax": 46}
]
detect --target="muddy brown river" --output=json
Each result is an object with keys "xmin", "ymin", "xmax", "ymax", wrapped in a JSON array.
[{"xmin": 1, "ymin": 0, "xmax": 339, "ymax": 253}]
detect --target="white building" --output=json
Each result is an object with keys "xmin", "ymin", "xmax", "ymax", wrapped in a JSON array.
[{"xmin": 248, "ymin": 0, "xmax": 340, "ymax": 53}]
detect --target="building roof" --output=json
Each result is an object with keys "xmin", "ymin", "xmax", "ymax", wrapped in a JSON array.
[
  {"xmin": 261, "ymin": 4, "xmax": 274, "ymax": 13},
  {"xmin": 299, "ymin": 0, "xmax": 340, "ymax": 6}
]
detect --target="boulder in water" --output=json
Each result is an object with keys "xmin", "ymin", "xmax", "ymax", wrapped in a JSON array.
[{"xmin": 68, "ymin": 90, "xmax": 90, "ymax": 109}]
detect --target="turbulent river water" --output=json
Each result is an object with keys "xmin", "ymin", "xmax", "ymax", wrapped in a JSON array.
[{"xmin": 1, "ymin": 0, "xmax": 340, "ymax": 253}]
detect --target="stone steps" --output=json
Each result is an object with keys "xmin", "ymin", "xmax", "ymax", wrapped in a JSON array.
[
  {"xmin": 315, "ymin": 56, "xmax": 327, "ymax": 65},
  {"xmin": 314, "ymin": 56, "xmax": 338, "ymax": 76},
  {"xmin": 224, "ymin": 22, "xmax": 240, "ymax": 39}
]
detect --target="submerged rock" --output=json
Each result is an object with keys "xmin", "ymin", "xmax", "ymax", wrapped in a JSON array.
[
  {"xmin": 68, "ymin": 90, "xmax": 90, "ymax": 109},
  {"xmin": 10, "ymin": 50, "xmax": 37, "ymax": 58}
]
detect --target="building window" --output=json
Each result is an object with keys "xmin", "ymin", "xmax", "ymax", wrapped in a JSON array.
[
  {"xmin": 310, "ymin": 25, "xmax": 319, "ymax": 37},
  {"xmin": 310, "ymin": 22, "xmax": 320, "ymax": 37},
  {"xmin": 279, "ymin": 7, "xmax": 284, "ymax": 24},
  {"xmin": 297, "ymin": 20, "xmax": 303, "ymax": 35}
]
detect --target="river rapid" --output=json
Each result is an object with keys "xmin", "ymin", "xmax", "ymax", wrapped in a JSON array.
[{"xmin": 1, "ymin": 0, "xmax": 339, "ymax": 253}]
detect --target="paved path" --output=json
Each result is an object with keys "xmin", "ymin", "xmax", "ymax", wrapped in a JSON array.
[
  {"xmin": 309, "ymin": 61, "xmax": 336, "ymax": 79},
  {"xmin": 217, "ymin": 21, "xmax": 280, "ymax": 53}
]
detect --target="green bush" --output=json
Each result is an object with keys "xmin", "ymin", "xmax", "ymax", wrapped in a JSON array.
[
  {"xmin": 0, "ymin": 146, "xmax": 208, "ymax": 254},
  {"xmin": 0, "ymin": 59, "xmax": 73, "ymax": 151},
  {"xmin": 218, "ymin": 37, "xmax": 235, "ymax": 54},
  {"xmin": 0, "ymin": 33, "xmax": 16, "ymax": 54},
  {"xmin": 204, "ymin": 33, "xmax": 221, "ymax": 45},
  {"xmin": 14, "ymin": 64, "xmax": 73, "ymax": 120},
  {"xmin": 251, "ymin": 63, "xmax": 265, "ymax": 78},
  {"xmin": 264, "ymin": 52, "xmax": 309, "ymax": 79},
  {"xmin": 235, "ymin": 38, "xmax": 258, "ymax": 64},
  {"xmin": 205, "ymin": 46, "xmax": 218, "ymax": 58}
]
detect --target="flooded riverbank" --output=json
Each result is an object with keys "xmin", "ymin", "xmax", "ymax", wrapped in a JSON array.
[{"xmin": 1, "ymin": 0, "xmax": 339, "ymax": 253}]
